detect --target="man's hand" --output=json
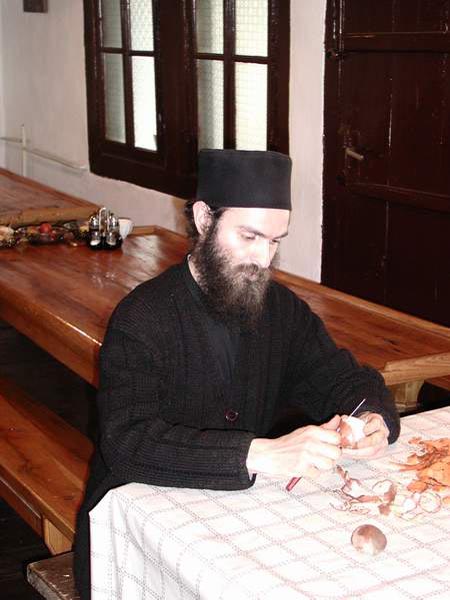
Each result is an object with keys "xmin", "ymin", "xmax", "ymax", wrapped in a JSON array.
[
  {"xmin": 342, "ymin": 412, "xmax": 389, "ymax": 459},
  {"xmin": 247, "ymin": 415, "xmax": 342, "ymax": 480}
]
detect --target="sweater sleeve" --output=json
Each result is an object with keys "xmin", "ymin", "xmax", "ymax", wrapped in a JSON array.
[
  {"xmin": 284, "ymin": 298, "xmax": 400, "ymax": 444},
  {"xmin": 97, "ymin": 326, "xmax": 256, "ymax": 491}
]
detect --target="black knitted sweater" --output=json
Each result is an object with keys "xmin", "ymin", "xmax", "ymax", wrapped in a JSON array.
[{"xmin": 74, "ymin": 260, "xmax": 400, "ymax": 598}]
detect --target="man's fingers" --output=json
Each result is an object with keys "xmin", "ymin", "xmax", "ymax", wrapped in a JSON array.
[
  {"xmin": 311, "ymin": 451, "xmax": 340, "ymax": 471},
  {"xmin": 299, "ymin": 436, "xmax": 342, "ymax": 466},
  {"xmin": 342, "ymin": 444, "xmax": 386, "ymax": 459},
  {"xmin": 277, "ymin": 425, "xmax": 343, "ymax": 477},
  {"xmin": 291, "ymin": 423, "xmax": 341, "ymax": 446},
  {"xmin": 321, "ymin": 414, "xmax": 341, "ymax": 431},
  {"xmin": 316, "ymin": 428, "xmax": 342, "ymax": 445},
  {"xmin": 358, "ymin": 429, "xmax": 388, "ymax": 448},
  {"xmin": 292, "ymin": 445, "xmax": 340, "ymax": 476},
  {"xmin": 361, "ymin": 414, "xmax": 389, "ymax": 436},
  {"xmin": 303, "ymin": 465, "xmax": 321, "ymax": 480},
  {"xmin": 306, "ymin": 439, "xmax": 342, "ymax": 461}
]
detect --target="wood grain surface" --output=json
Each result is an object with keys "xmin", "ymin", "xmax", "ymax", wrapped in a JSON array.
[
  {"xmin": 1, "ymin": 170, "xmax": 450, "ymax": 390},
  {"xmin": 1, "ymin": 225, "xmax": 450, "ymax": 388},
  {"xmin": 0, "ymin": 168, "xmax": 97, "ymax": 217},
  {"xmin": 0, "ymin": 378, "xmax": 93, "ymax": 545}
]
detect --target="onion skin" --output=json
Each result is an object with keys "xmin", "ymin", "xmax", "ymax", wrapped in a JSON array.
[{"xmin": 351, "ymin": 524, "xmax": 387, "ymax": 555}]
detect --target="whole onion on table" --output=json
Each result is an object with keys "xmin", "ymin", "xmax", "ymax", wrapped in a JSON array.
[{"xmin": 351, "ymin": 524, "xmax": 387, "ymax": 555}]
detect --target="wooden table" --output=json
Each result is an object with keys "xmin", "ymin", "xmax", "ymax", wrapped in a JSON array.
[
  {"xmin": 275, "ymin": 270, "xmax": 450, "ymax": 412},
  {"xmin": 1, "ymin": 170, "xmax": 450, "ymax": 411},
  {"xmin": 1, "ymin": 223, "xmax": 450, "ymax": 411},
  {"xmin": 0, "ymin": 168, "xmax": 95, "ymax": 224},
  {"xmin": 89, "ymin": 407, "xmax": 450, "ymax": 600}
]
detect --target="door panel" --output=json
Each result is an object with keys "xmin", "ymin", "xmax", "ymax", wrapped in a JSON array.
[
  {"xmin": 335, "ymin": 194, "xmax": 387, "ymax": 304},
  {"xmin": 390, "ymin": 53, "xmax": 448, "ymax": 192},
  {"xmin": 393, "ymin": 0, "xmax": 449, "ymax": 31},
  {"xmin": 341, "ymin": 53, "xmax": 392, "ymax": 186},
  {"xmin": 323, "ymin": 0, "xmax": 450, "ymax": 327},
  {"xmin": 344, "ymin": 0, "xmax": 450, "ymax": 32},
  {"xmin": 386, "ymin": 205, "xmax": 445, "ymax": 322}
]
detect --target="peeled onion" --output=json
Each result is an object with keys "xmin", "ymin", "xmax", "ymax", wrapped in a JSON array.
[
  {"xmin": 340, "ymin": 415, "xmax": 366, "ymax": 448},
  {"xmin": 351, "ymin": 524, "xmax": 387, "ymax": 555}
]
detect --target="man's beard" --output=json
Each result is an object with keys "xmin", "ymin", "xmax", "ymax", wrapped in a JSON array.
[{"xmin": 191, "ymin": 223, "xmax": 276, "ymax": 330}]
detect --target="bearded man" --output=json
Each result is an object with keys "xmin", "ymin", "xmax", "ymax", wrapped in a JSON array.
[{"xmin": 74, "ymin": 149, "xmax": 400, "ymax": 599}]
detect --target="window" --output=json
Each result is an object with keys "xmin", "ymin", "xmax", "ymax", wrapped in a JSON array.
[{"xmin": 84, "ymin": 1, "xmax": 289, "ymax": 198}]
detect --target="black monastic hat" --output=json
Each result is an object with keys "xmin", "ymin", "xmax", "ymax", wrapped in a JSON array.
[{"xmin": 196, "ymin": 149, "xmax": 292, "ymax": 211}]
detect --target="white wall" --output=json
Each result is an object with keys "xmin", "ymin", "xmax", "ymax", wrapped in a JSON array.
[
  {"xmin": 0, "ymin": 0, "xmax": 326, "ymax": 280},
  {"xmin": 286, "ymin": 0, "xmax": 326, "ymax": 281}
]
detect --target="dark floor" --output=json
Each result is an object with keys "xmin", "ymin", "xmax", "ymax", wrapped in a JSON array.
[
  {"xmin": 0, "ymin": 321, "xmax": 449, "ymax": 598},
  {"xmin": 0, "ymin": 498, "xmax": 50, "ymax": 600}
]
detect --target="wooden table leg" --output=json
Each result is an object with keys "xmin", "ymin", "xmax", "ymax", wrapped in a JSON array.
[
  {"xmin": 389, "ymin": 380, "xmax": 424, "ymax": 414},
  {"xmin": 43, "ymin": 519, "xmax": 72, "ymax": 555}
]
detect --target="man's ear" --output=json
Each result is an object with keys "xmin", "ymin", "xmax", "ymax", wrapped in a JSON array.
[{"xmin": 192, "ymin": 201, "xmax": 212, "ymax": 236}]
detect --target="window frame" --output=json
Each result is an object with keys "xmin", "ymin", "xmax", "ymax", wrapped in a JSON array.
[{"xmin": 83, "ymin": 0, "xmax": 290, "ymax": 199}]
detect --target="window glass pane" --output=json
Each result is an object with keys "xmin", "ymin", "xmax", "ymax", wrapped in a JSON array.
[
  {"xmin": 103, "ymin": 53, "xmax": 126, "ymax": 143},
  {"xmin": 235, "ymin": 62, "xmax": 267, "ymax": 150},
  {"xmin": 196, "ymin": 0, "xmax": 224, "ymax": 54},
  {"xmin": 130, "ymin": 0, "xmax": 154, "ymax": 52},
  {"xmin": 101, "ymin": 0, "xmax": 122, "ymax": 48},
  {"xmin": 235, "ymin": 0, "xmax": 268, "ymax": 57},
  {"xmin": 197, "ymin": 59, "xmax": 224, "ymax": 149},
  {"xmin": 132, "ymin": 57, "xmax": 157, "ymax": 150}
]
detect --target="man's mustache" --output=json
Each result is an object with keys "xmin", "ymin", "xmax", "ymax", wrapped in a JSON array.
[
  {"xmin": 235, "ymin": 263, "xmax": 267, "ymax": 274},
  {"xmin": 233, "ymin": 263, "xmax": 272, "ymax": 281}
]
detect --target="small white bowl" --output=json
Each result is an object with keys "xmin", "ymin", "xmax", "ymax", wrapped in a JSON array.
[{"xmin": 119, "ymin": 218, "xmax": 134, "ymax": 239}]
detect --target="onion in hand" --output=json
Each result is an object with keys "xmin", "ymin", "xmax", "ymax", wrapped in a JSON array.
[{"xmin": 339, "ymin": 415, "xmax": 366, "ymax": 448}]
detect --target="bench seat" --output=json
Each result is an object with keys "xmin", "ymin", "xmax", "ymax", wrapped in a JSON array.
[
  {"xmin": 0, "ymin": 377, "xmax": 93, "ymax": 554},
  {"xmin": 27, "ymin": 552, "xmax": 79, "ymax": 600}
]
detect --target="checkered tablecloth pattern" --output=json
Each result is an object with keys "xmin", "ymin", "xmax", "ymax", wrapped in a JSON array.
[{"xmin": 90, "ymin": 408, "xmax": 450, "ymax": 599}]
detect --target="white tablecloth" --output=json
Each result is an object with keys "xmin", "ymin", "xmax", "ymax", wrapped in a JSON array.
[{"xmin": 90, "ymin": 408, "xmax": 450, "ymax": 599}]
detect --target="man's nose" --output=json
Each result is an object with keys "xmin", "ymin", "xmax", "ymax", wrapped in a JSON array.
[{"xmin": 251, "ymin": 238, "xmax": 271, "ymax": 269}]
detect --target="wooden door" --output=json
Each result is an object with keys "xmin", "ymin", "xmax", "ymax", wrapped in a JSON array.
[{"xmin": 322, "ymin": 0, "xmax": 450, "ymax": 327}]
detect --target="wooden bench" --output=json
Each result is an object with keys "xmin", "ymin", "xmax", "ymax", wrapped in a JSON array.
[
  {"xmin": 27, "ymin": 552, "xmax": 79, "ymax": 600},
  {"xmin": 0, "ymin": 377, "xmax": 93, "ymax": 555},
  {"xmin": 428, "ymin": 375, "xmax": 450, "ymax": 392}
]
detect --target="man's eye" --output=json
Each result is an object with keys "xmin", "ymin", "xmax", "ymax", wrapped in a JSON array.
[
  {"xmin": 241, "ymin": 233, "xmax": 256, "ymax": 241},
  {"xmin": 270, "ymin": 239, "xmax": 281, "ymax": 246}
]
